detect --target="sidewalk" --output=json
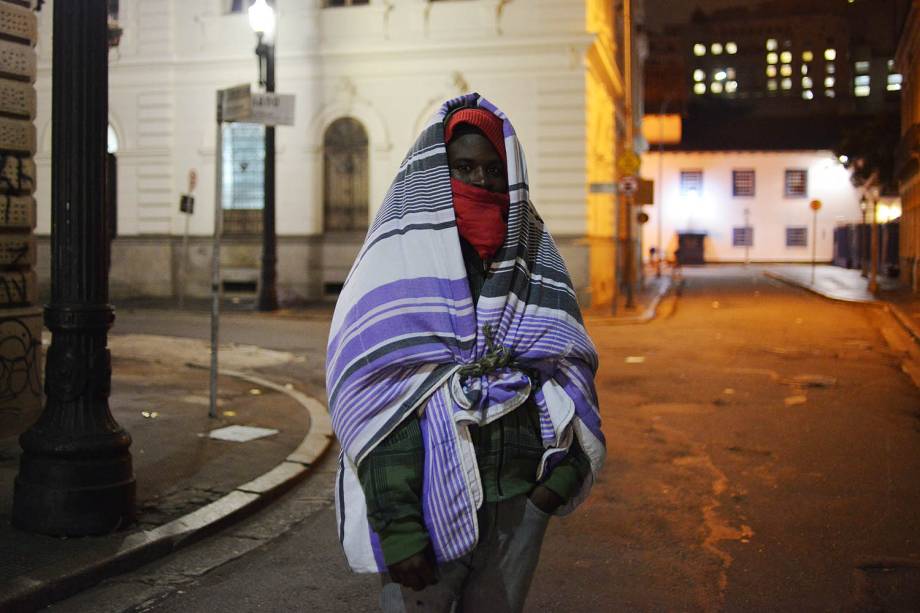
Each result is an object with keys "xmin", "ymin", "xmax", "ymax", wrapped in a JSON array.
[
  {"xmin": 0, "ymin": 333, "xmax": 334, "ymax": 612},
  {"xmin": 585, "ymin": 271, "xmax": 676, "ymax": 325},
  {"xmin": 764, "ymin": 264, "xmax": 920, "ymax": 344}
]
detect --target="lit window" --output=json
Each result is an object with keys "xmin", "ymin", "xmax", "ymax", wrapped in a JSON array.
[
  {"xmin": 694, "ymin": 43, "xmax": 706, "ymax": 56},
  {"xmin": 781, "ymin": 64, "xmax": 792, "ymax": 76},
  {"xmin": 802, "ymin": 77, "xmax": 813, "ymax": 88},
  {"xmin": 767, "ymin": 52, "xmax": 778, "ymax": 64},
  {"xmin": 802, "ymin": 89, "xmax": 814, "ymax": 100},
  {"xmin": 726, "ymin": 80, "xmax": 738, "ymax": 93},
  {"xmin": 825, "ymin": 89, "xmax": 836, "ymax": 98},
  {"xmin": 693, "ymin": 82, "xmax": 707, "ymax": 95},
  {"xmin": 711, "ymin": 42, "xmax": 723, "ymax": 55},
  {"xmin": 726, "ymin": 42, "xmax": 738, "ymax": 54},
  {"xmin": 693, "ymin": 69, "xmax": 706, "ymax": 81},
  {"xmin": 802, "ymin": 50, "xmax": 814, "ymax": 62},
  {"xmin": 711, "ymin": 81, "xmax": 724, "ymax": 93},
  {"xmin": 714, "ymin": 70, "xmax": 727, "ymax": 81},
  {"xmin": 888, "ymin": 73, "xmax": 903, "ymax": 91},
  {"xmin": 888, "ymin": 59, "xmax": 895, "ymax": 71},
  {"xmin": 780, "ymin": 51, "xmax": 792, "ymax": 63},
  {"xmin": 767, "ymin": 79, "xmax": 778, "ymax": 91},
  {"xmin": 824, "ymin": 48, "xmax": 836, "ymax": 61},
  {"xmin": 766, "ymin": 65, "xmax": 777, "ymax": 77},
  {"xmin": 854, "ymin": 75, "xmax": 870, "ymax": 86},
  {"xmin": 726, "ymin": 68, "xmax": 736, "ymax": 79},
  {"xmin": 784, "ymin": 169, "xmax": 808, "ymax": 197},
  {"xmin": 802, "ymin": 64, "xmax": 809, "ymax": 75},
  {"xmin": 827, "ymin": 63, "xmax": 836, "ymax": 74},
  {"xmin": 854, "ymin": 60, "xmax": 870, "ymax": 73},
  {"xmin": 766, "ymin": 39, "xmax": 778, "ymax": 51},
  {"xmin": 781, "ymin": 78, "xmax": 792, "ymax": 90},
  {"xmin": 824, "ymin": 76, "xmax": 835, "ymax": 87},
  {"xmin": 854, "ymin": 84, "xmax": 870, "ymax": 97}
]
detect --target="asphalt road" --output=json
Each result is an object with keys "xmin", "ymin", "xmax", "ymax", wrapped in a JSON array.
[{"xmin": 49, "ymin": 267, "xmax": 920, "ymax": 612}]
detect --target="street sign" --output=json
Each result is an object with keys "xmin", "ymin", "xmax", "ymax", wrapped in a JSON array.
[
  {"xmin": 249, "ymin": 93, "xmax": 296, "ymax": 126},
  {"xmin": 618, "ymin": 175, "xmax": 639, "ymax": 195},
  {"xmin": 636, "ymin": 178, "xmax": 654, "ymax": 205},
  {"xmin": 219, "ymin": 84, "xmax": 253, "ymax": 123},
  {"xmin": 589, "ymin": 182, "xmax": 618, "ymax": 194},
  {"xmin": 617, "ymin": 150, "xmax": 641, "ymax": 177},
  {"xmin": 810, "ymin": 199, "xmax": 822, "ymax": 211}
]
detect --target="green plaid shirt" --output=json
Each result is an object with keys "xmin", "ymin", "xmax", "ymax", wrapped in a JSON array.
[{"xmin": 357, "ymin": 237, "xmax": 592, "ymax": 566}]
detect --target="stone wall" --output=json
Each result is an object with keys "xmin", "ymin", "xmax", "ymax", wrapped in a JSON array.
[{"xmin": 0, "ymin": 0, "xmax": 42, "ymax": 438}]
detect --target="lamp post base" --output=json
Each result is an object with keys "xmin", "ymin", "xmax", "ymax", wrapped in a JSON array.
[{"xmin": 14, "ymin": 444, "xmax": 135, "ymax": 536}]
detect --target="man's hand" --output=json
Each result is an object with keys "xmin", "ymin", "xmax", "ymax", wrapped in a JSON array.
[
  {"xmin": 388, "ymin": 548, "xmax": 438, "ymax": 592},
  {"xmin": 528, "ymin": 484, "xmax": 564, "ymax": 514}
]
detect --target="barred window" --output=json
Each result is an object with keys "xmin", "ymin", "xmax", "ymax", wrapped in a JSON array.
[
  {"xmin": 680, "ymin": 170, "xmax": 703, "ymax": 197},
  {"xmin": 786, "ymin": 226, "xmax": 808, "ymax": 247},
  {"xmin": 732, "ymin": 226, "xmax": 754, "ymax": 247},
  {"xmin": 784, "ymin": 169, "xmax": 808, "ymax": 197},
  {"xmin": 732, "ymin": 169, "xmax": 755, "ymax": 197},
  {"xmin": 222, "ymin": 123, "xmax": 264, "ymax": 210},
  {"xmin": 324, "ymin": 117, "xmax": 369, "ymax": 232}
]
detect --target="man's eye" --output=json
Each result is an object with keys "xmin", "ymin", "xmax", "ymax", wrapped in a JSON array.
[
  {"xmin": 488, "ymin": 167, "xmax": 503, "ymax": 177},
  {"xmin": 455, "ymin": 164, "xmax": 471, "ymax": 173}
]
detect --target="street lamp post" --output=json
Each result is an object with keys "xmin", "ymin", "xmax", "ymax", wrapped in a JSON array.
[
  {"xmin": 249, "ymin": 0, "xmax": 279, "ymax": 312},
  {"xmin": 13, "ymin": 0, "xmax": 135, "ymax": 535}
]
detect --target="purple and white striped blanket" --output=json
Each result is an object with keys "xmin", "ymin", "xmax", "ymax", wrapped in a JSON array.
[{"xmin": 327, "ymin": 93, "xmax": 605, "ymax": 573}]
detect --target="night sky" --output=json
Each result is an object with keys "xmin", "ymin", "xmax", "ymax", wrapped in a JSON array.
[{"xmin": 644, "ymin": 0, "xmax": 747, "ymax": 29}]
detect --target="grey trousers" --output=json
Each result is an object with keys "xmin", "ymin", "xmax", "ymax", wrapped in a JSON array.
[{"xmin": 380, "ymin": 494, "xmax": 551, "ymax": 613}]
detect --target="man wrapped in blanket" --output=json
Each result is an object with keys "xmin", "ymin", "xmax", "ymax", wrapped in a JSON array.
[{"xmin": 326, "ymin": 94, "xmax": 606, "ymax": 613}]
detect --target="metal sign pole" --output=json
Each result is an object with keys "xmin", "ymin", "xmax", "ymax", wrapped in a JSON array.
[
  {"xmin": 811, "ymin": 208, "xmax": 817, "ymax": 285},
  {"xmin": 209, "ymin": 91, "xmax": 224, "ymax": 419}
]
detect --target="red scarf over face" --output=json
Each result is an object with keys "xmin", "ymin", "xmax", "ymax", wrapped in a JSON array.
[
  {"xmin": 445, "ymin": 108, "xmax": 510, "ymax": 262},
  {"xmin": 451, "ymin": 178, "xmax": 510, "ymax": 262}
]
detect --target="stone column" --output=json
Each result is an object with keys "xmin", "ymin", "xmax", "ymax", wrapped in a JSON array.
[{"xmin": 13, "ymin": 0, "xmax": 135, "ymax": 536}]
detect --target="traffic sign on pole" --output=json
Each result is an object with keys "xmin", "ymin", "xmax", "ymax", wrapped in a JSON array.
[
  {"xmin": 618, "ymin": 175, "xmax": 639, "ymax": 195},
  {"xmin": 617, "ymin": 150, "xmax": 641, "ymax": 177}
]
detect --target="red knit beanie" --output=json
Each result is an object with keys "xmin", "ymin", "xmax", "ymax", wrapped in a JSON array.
[{"xmin": 444, "ymin": 108, "xmax": 506, "ymax": 164}]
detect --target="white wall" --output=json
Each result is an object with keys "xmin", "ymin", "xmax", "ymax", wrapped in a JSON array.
[
  {"xmin": 639, "ymin": 150, "xmax": 863, "ymax": 262},
  {"xmin": 33, "ymin": 0, "xmax": 593, "ymax": 240}
]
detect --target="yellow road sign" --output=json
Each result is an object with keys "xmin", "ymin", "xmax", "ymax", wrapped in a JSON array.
[{"xmin": 617, "ymin": 151, "xmax": 641, "ymax": 176}]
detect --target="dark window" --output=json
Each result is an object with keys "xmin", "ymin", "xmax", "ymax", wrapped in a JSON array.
[
  {"xmin": 784, "ymin": 169, "xmax": 808, "ymax": 198},
  {"xmin": 324, "ymin": 0, "xmax": 369, "ymax": 6},
  {"xmin": 786, "ymin": 226, "xmax": 808, "ymax": 247},
  {"xmin": 680, "ymin": 170, "xmax": 703, "ymax": 197},
  {"xmin": 732, "ymin": 226, "xmax": 754, "ymax": 247},
  {"xmin": 324, "ymin": 117, "xmax": 369, "ymax": 232},
  {"xmin": 227, "ymin": 0, "xmax": 245, "ymax": 13},
  {"xmin": 732, "ymin": 169, "xmax": 755, "ymax": 197}
]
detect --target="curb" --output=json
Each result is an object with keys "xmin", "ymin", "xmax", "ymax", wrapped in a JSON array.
[
  {"xmin": 1, "ymin": 368, "xmax": 334, "ymax": 613},
  {"xmin": 586, "ymin": 276, "xmax": 675, "ymax": 325},
  {"xmin": 763, "ymin": 270, "xmax": 920, "ymax": 347},
  {"xmin": 762, "ymin": 270, "xmax": 874, "ymax": 304}
]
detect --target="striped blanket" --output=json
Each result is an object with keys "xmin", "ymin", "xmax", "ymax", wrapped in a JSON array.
[{"xmin": 327, "ymin": 93, "xmax": 605, "ymax": 573}]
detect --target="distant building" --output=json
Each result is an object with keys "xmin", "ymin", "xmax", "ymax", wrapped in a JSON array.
[
  {"xmin": 895, "ymin": 2, "xmax": 920, "ymax": 291},
  {"xmin": 32, "ymin": 0, "xmax": 642, "ymax": 309},
  {"xmin": 648, "ymin": 0, "xmax": 906, "ymax": 115},
  {"xmin": 640, "ymin": 115, "xmax": 862, "ymax": 264}
]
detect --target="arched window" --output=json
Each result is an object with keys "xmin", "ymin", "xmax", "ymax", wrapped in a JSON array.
[{"xmin": 323, "ymin": 117, "xmax": 369, "ymax": 232}]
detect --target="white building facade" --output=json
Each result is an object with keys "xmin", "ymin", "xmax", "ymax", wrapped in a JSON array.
[
  {"xmin": 639, "ymin": 150, "xmax": 863, "ymax": 263},
  {"xmin": 32, "ymin": 0, "xmax": 633, "ymax": 305}
]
